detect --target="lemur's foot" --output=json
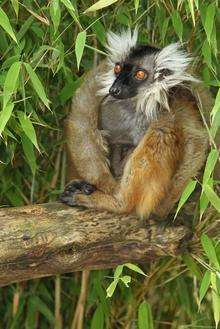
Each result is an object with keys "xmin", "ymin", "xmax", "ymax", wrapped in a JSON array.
[{"xmin": 60, "ymin": 180, "xmax": 96, "ymax": 206}]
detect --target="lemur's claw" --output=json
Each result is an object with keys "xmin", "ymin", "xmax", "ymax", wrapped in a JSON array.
[{"xmin": 59, "ymin": 180, "xmax": 96, "ymax": 206}]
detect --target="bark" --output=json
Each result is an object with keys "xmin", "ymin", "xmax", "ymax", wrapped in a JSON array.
[{"xmin": 0, "ymin": 202, "xmax": 193, "ymax": 287}]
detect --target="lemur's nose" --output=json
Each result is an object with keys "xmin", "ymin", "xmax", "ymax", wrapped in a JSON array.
[{"xmin": 109, "ymin": 85, "xmax": 121, "ymax": 96}]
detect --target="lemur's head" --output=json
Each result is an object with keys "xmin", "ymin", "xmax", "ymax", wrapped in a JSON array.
[{"xmin": 98, "ymin": 28, "xmax": 198, "ymax": 120}]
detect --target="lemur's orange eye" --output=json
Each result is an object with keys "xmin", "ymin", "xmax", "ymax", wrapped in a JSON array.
[
  {"xmin": 114, "ymin": 64, "xmax": 121, "ymax": 75},
  {"xmin": 135, "ymin": 70, "xmax": 147, "ymax": 80}
]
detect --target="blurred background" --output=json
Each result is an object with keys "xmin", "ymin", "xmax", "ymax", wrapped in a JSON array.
[{"xmin": 0, "ymin": 0, "xmax": 219, "ymax": 328}]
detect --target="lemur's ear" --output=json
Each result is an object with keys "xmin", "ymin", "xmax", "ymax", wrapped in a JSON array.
[
  {"xmin": 157, "ymin": 69, "xmax": 173, "ymax": 81},
  {"xmin": 106, "ymin": 27, "xmax": 138, "ymax": 63},
  {"xmin": 137, "ymin": 43, "xmax": 199, "ymax": 121},
  {"xmin": 154, "ymin": 43, "xmax": 193, "ymax": 82}
]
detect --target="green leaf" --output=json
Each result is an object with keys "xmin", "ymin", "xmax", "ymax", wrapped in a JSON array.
[
  {"xmin": 204, "ymin": 184, "xmax": 220, "ymax": 214},
  {"xmin": 199, "ymin": 270, "xmax": 211, "ymax": 305},
  {"xmin": 161, "ymin": 18, "xmax": 169, "ymax": 43},
  {"xmin": 50, "ymin": 0, "xmax": 61, "ymax": 34},
  {"xmin": 92, "ymin": 20, "xmax": 106, "ymax": 45},
  {"xmin": 17, "ymin": 112, "xmax": 40, "ymax": 151},
  {"xmin": 171, "ymin": 10, "xmax": 183, "ymax": 42},
  {"xmin": 211, "ymin": 88, "xmax": 220, "ymax": 121},
  {"xmin": 114, "ymin": 265, "xmax": 124, "ymax": 279},
  {"xmin": 134, "ymin": 0, "xmax": 140, "ymax": 14},
  {"xmin": 174, "ymin": 180, "xmax": 197, "ymax": 219},
  {"xmin": 29, "ymin": 296, "xmax": 54, "ymax": 324},
  {"xmin": 182, "ymin": 254, "xmax": 202, "ymax": 280},
  {"xmin": 11, "ymin": 0, "xmax": 19, "ymax": 17},
  {"xmin": 91, "ymin": 304, "xmax": 104, "ymax": 329},
  {"xmin": 202, "ymin": 39, "xmax": 213, "ymax": 69},
  {"xmin": 199, "ymin": 191, "xmax": 209, "ymax": 219},
  {"xmin": 60, "ymin": 0, "xmax": 80, "ymax": 26},
  {"xmin": 75, "ymin": 31, "xmax": 86, "ymax": 70},
  {"xmin": 187, "ymin": 0, "xmax": 195, "ymax": 26},
  {"xmin": 24, "ymin": 63, "xmax": 50, "ymax": 109},
  {"xmin": 138, "ymin": 301, "xmax": 154, "ymax": 329},
  {"xmin": 106, "ymin": 279, "xmax": 118, "ymax": 298},
  {"xmin": 211, "ymin": 272, "xmax": 220, "ymax": 329},
  {"xmin": 201, "ymin": 234, "xmax": 220, "ymax": 270},
  {"xmin": 84, "ymin": 0, "xmax": 118, "ymax": 13},
  {"xmin": 124, "ymin": 263, "xmax": 147, "ymax": 276},
  {"xmin": 0, "ymin": 102, "xmax": 14, "ymax": 135},
  {"xmin": 21, "ymin": 134, "xmax": 37, "ymax": 175},
  {"xmin": 0, "ymin": 7, "xmax": 17, "ymax": 42},
  {"xmin": 3, "ymin": 61, "xmax": 21, "ymax": 109},
  {"xmin": 25, "ymin": 296, "xmax": 38, "ymax": 328},
  {"xmin": 203, "ymin": 149, "xmax": 219, "ymax": 185},
  {"xmin": 210, "ymin": 109, "xmax": 220, "ymax": 139},
  {"xmin": 120, "ymin": 275, "xmax": 131, "ymax": 287},
  {"xmin": 204, "ymin": 3, "xmax": 215, "ymax": 44}
]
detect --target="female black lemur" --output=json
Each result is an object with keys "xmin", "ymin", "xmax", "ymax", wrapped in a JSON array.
[{"xmin": 60, "ymin": 28, "xmax": 210, "ymax": 219}]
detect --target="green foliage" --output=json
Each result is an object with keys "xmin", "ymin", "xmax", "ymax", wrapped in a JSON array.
[{"xmin": 0, "ymin": 0, "xmax": 219, "ymax": 328}]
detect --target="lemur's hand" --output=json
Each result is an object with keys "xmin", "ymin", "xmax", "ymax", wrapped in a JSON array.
[{"xmin": 60, "ymin": 180, "xmax": 96, "ymax": 207}]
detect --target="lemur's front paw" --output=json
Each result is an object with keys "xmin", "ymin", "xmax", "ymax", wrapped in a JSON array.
[{"xmin": 59, "ymin": 180, "xmax": 96, "ymax": 206}]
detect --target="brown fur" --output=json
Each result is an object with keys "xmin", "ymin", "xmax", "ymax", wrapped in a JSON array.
[{"xmin": 63, "ymin": 61, "xmax": 210, "ymax": 219}]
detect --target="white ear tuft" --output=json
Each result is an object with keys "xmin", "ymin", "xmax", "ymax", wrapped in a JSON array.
[
  {"xmin": 138, "ymin": 43, "xmax": 199, "ymax": 121},
  {"xmin": 106, "ymin": 27, "xmax": 138, "ymax": 63},
  {"xmin": 154, "ymin": 43, "xmax": 192, "ymax": 79}
]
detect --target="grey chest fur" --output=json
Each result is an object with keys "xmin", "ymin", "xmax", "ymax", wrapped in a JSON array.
[{"xmin": 99, "ymin": 96, "xmax": 149, "ymax": 146}]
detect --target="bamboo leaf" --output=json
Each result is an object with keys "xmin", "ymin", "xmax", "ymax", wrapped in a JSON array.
[
  {"xmin": 199, "ymin": 270, "xmax": 211, "ymax": 305},
  {"xmin": 3, "ymin": 61, "xmax": 21, "ymax": 109},
  {"xmin": 204, "ymin": 3, "xmax": 215, "ymax": 44},
  {"xmin": 29, "ymin": 296, "xmax": 54, "ymax": 324},
  {"xmin": 182, "ymin": 254, "xmax": 202, "ymax": 280},
  {"xmin": 24, "ymin": 63, "xmax": 50, "ymax": 109},
  {"xmin": 91, "ymin": 304, "xmax": 104, "ymax": 329},
  {"xmin": 187, "ymin": 0, "xmax": 195, "ymax": 27},
  {"xmin": 17, "ymin": 112, "xmax": 40, "ymax": 151},
  {"xmin": 211, "ymin": 88, "xmax": 220, "ymax": 121},
  {"xmin": 211, "ymin": 272, "xmax": 220, "ymax": 329},
  {"xmin": 11, "ymin": 0, "xmax": 19, "ymax": 17},
  {"xmin": 161, "ymin": 18, "xmax": 169, "ymax": 43},
  {"xmin": 202, "ymin": 39, "xmax": 213, "ymax": 69},
  {"xmin": 50, "ymin": 0, "xmax": 61, "ymax": 34},
  {"xmin": 60, "ymin": 0, "xmax": 80, "ymax": 26},
  {"xmin": 84, "ymin": 0, "xmax": 118, "ymax": 13},
  {"xmin": 171, "ymin": 10, "xmax": 183, "ymax": 42},
  {"xmin": 75, "ymin": 31, "xmax": 86, "ymax": 70},
  {"xmin": 21, "ymin": 134, "xmax": 37, "ymax": 175},
  {"xmin": 174, "ymin": 180, "xmax": 197, "ymax": 219},
  {"xmin": 201, "ymin": 234, "xmax": 220, "ymax": 270},
  {"xmin": 199, "ymin": 191, "xmax": 209, "ymax": 219},
  {"xmin": 124, "ymin": 263, "xmax": 147, "ymax": 276},
  {"xmin": 0, "ymin": 102, "xmax": 14, "ymax": 135},
  {"xmin": 138, "ymin": 301, "xmax": 154, "ymax": 329},
  {"xmin": 202, "ymin": 149, "xmax": 219, "ymax": 185},
  {"xmin": 120, "ymin": 275, "xmax": 131, "ymax": 287},
  {"xmin": 106, "ymin": 279, "xmax": 118, "ymax": 298},
  {"xmin": 114, "ymin": 265, "xmax": 124, "ymax": 279},
  {"xmin": 134, "ymin": 0, "xmax": 140, "ymax": 14},
  {"xmin": 204, "ymin": 184, "xmax": 220, "ymax": 214},
  {"xmin": 0, "ymin": 7, "xmax": 17, "ymax": 42}
]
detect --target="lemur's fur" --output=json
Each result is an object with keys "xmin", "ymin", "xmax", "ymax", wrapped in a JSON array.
[{"xmin": 60, "ymin": 29, "xmax": 209, "ymax": 219}]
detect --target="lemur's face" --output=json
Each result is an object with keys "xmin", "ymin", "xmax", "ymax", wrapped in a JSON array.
[{"xmin": 109, "ymin": 45, "xmax": 159, "ymax": 99}]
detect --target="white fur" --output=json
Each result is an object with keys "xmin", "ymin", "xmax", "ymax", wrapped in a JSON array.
[
  {"xmin": 106, "ymin": 27, "xmax": 138, "ymax": 63},
  {"xmin": 97, "ymin": 68, "xmax": 115, "ymax": 96},
  {"xmin": 138, "ymin": 43, "xmax": 199, "ymax": 121},
  {"xmin": 97, "ymin": 28, "xmax": 138, "ymax": 96},
  {"xmin": 98, "ymin": 31, "xmax": 198, "ymax": 120}
]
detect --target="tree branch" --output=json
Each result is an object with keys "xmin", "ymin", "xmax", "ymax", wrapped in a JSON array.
[{"xmin": 0, "ymin": 202, "xmax": 194, "ymax": 286}]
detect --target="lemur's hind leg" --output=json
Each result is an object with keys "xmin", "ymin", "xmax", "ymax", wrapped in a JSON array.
[{"xmin": 60, "ymin": 121, "xmax": 183, "ymax": 218}]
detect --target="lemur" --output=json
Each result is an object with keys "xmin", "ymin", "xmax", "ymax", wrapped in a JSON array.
[{"xmin": 60, "ymin": 29, "xmax": 209, "ymax": 219}]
